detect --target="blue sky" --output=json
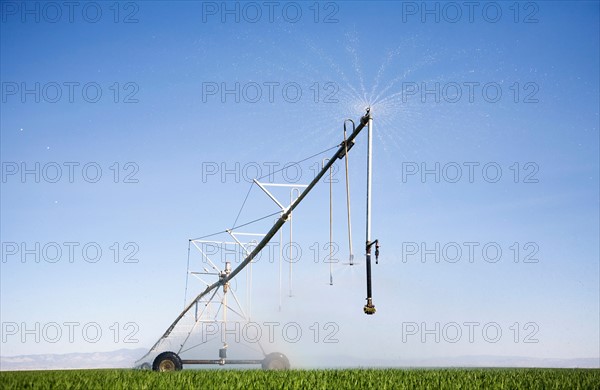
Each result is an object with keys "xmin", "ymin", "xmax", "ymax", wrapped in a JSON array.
[{"xmin": 1, "ymin": 1, "xmax": 598, "ymax": 366}]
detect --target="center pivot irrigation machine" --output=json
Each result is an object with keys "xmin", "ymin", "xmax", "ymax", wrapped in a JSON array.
[{"xmin": 136, "ymin": 108, "xmax": 380, "ymax": 371}]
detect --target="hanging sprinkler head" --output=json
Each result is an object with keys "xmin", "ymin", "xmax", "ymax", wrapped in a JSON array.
[{"xmin": 363, "ymin": 107, "xmax": 377, "ymax": 315}]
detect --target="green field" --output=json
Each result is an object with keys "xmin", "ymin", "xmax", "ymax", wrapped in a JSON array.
[{"xmin": 1, "ymin": 368, "xmax": 599, "ymax": 389}]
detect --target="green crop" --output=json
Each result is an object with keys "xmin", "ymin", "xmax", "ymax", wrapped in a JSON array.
[{"xmin": 1, "ymin": 368, "xmax": 599, "ymax": 389}]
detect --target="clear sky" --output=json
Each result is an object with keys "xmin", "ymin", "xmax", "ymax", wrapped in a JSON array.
[{"xmin": 1, "ymin": 1, "xmax": 598, "ymax": 367}]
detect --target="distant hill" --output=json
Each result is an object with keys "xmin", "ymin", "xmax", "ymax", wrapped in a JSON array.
[
  {"xmin": 300, "ymin": 355, "xmax": 600, "ymax": 369},
  {"xmin": 0, "ymin": 348, "xmax": 148, "ymax": 371}
]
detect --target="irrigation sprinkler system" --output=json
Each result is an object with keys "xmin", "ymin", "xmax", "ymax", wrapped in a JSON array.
[{"xmin": 136, "ymin": 108, "xmax": 379, "ymax": 371}]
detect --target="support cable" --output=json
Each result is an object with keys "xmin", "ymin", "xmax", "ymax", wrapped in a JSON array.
[
  {"xmin": 190, "ymin": 211, "xmax": 282, "ymax": 241},
  {"xmin": 231, "ymin": 182, "xmax": 255, "ymax": 229},
  {"xmin": 193, "ymin": 145, "xmax": 340, "ymax": 241},
  {"xmin": 257, "ymin": 145, "xmax": 339, "ymax": 181}
]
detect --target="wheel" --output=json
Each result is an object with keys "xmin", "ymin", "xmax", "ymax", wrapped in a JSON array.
[
  {"xmin": 152, "ymin": 351, "xmax": 183, "ymax": 372},
  {"xmin": 261, "ymin": 352, "xmax": 290, "ymax": 370},
  {"xmin": 140, "ymin": 362, "xmax": 151, "ymax": 370}
]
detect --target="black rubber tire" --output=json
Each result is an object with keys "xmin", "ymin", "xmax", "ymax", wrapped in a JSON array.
[
  {"xmin": 261, "ymin": 352, "xmax": 290, "ymax": 370},
  {"xmin": 152, "ymin": 351, "xmax": 183, "ymax": 372}
]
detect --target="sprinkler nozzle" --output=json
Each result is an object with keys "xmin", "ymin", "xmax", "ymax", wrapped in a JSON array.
[{"xmin": 360, "ymin": 108, "xmax": 371, "ymax": 125}]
